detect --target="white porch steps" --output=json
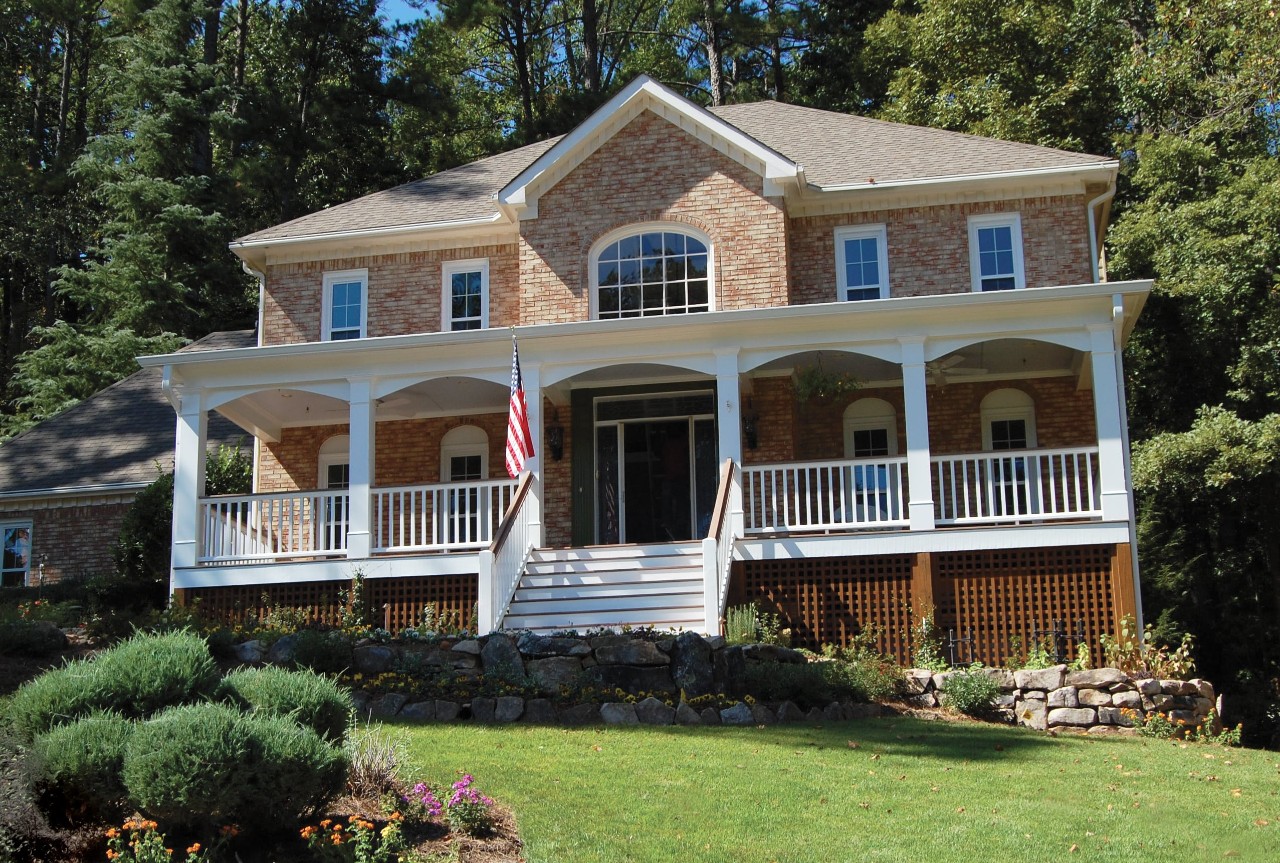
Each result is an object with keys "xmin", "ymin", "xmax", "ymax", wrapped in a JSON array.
[{"xmin": 500, "ymin": 541, "xmax": 707, "ymax": 634}]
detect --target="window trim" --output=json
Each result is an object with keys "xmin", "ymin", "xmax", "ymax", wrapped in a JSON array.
[
  {"xmin": 2, "ymin": 521, "xmax": 32, "ymax": 588},
  {"xmin": 440, "ymin": 425, "xmax": 490, "ymax": 482},
  {"xmin": 843, "ymin": 398, "xmax": 899, "ymax": 457},
  {"xmin": 588, "ymin": 222, "xmax": 715, "ymax": 320},
  {"xmin": 980, "ymin": 388, "xmax": 1038, "ymax": 450},
  {"xmin": 441, "ymin": 258, "xmax": 490, "ymax": 331},
  {"xmin": 834, "ymin": 224, "xmax": 890, "ymax": 301},
  {"xmin": 967, "ymin": 213, "xmax": 1026, "ymax": 292},
  {"xmin": 321, "ymin": 269, "xmax": 368, "ymax": 341},
  {"xmin": 318, "ymin": 435, "xmax": 351, "ymax": 489}
]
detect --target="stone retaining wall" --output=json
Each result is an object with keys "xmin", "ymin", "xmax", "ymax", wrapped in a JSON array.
[{"xmin": 905, "ymin": 665, "xmax": 1220, "ymax": 734}]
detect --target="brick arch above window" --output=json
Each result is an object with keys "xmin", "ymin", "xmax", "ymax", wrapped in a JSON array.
[{"xmin": 588, "ymin": 223, "xmax": 714, "ymax": 320}]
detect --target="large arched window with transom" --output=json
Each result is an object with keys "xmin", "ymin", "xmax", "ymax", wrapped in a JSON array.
[{"xmin": 591, "ymin": 226, "xmax": 711, "ymax": 319}]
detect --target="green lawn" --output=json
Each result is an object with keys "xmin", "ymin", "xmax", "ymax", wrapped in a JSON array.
[{"xmin": 394, "ymin": 717, "xmax": 1280, "ymax": 863}]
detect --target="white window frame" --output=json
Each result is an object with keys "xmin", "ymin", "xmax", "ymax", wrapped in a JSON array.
[
  {"xmin": 834, "ymin": 224, "xmax": 890, "ymax": 301},
  {"xmin": 968, "ymin": 213, "xmax": 1026, "ymax": 292},
  {"xmin": 318, "ymin": 435, "xmax": 351, "ymax": 489},
  {"xmin": 980, "ymin": 389, "xmax": 1038, "ymax": 450},
  {"xmin": 588, "ymin": 222, "xmax": 715, "ymax": 320},
  {"xmin": 321, "ymin": 269, "xmax": 368, "ymax": 341},
  {"xmin": 440, "ymin": 425, "xmax": 489, "ymax": 481},
  {"xmin": 441, "ymin": 258, "xmax": 490, "ymax": 331},
  {"xmin": 2, "ymin": 521, "xmax": 33, "ymax": 588},
  {"xmin": 843, "ymin": 398, "xmax": 899, "ymax": 457}
]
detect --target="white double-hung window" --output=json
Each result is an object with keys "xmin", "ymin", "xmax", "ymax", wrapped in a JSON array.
[
  {"xmin": 834, "ymin": 225, "xmax": 889, "ymax": 301},
  {"xmin": 322, "ymin": 269, "xmax": 367, "ymax": 340},
  {"xmin": 442, "ymin": 259, "xmax": 489, "ymax": 331},
  {"xmin": 968, "ymin": 214, "xmax": 1025, "ymax": 292}
]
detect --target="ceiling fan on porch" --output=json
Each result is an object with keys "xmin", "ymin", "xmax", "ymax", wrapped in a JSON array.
[{"xmin": 926, "ymin": 354, "xmax": 988, "ymax": 387}]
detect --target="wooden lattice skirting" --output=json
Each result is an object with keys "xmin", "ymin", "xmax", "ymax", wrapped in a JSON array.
[{"xmin": 730, "ymin": 543, "xmax": 1137, "ymax": 666}]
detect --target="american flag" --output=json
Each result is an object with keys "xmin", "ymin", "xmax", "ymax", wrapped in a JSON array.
[{"xmin": 505, "ymin": 336, "xmax": 534, "ymax": 477}]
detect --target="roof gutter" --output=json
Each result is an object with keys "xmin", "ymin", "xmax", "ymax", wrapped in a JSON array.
[
  {"xmin": 816, "ymin": 161, "xmax": 1119, "ymax": 193},
  {"xmin": 228, "ymin": 212, "xmax": 507, "ymax": 255},
  {"xmin": 0, "ymin": 481, "xmax": 151, "ymax": 502}
]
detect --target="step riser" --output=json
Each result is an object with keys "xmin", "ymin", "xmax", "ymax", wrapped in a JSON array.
[
  {"xmin": 524, "ymin": 556, "xmax": 700, "ymax": 574},
  {"xmin": 514, "ymin": 581, "xmax": 703, "ymax": 601},
  {"xmin": 519, "ymin": 570, "xmax": 702, "ymax": 588},
  {"xmin": 530, "ymin": 542, "xmax": 701, "ymax": 562},
  {"xmin": 508, "ymin": 593, "xmax": 703, "ymax": 615}
]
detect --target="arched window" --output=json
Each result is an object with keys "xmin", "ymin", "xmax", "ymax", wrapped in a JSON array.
[
  {"xmin": 317, "ymin": 435, "xmax": 350, "ymax": 552},
  {"xmin": 591, "ymin": 226, "xmax": 711, "ymax": 319},
  {"xmin": 980, "ymin": 389, "xmax": 1037, "ymax": 451},
  {"xmin": 440, "ymin": 425, "xmax": 489, "ymax": 482},
  {"xmin": 843, "ymin": 398, "xmax": 899, "ymax": 458},
  {"xmin": 318, "ymin": 435, "xmax": 351, "ymax": 489}
]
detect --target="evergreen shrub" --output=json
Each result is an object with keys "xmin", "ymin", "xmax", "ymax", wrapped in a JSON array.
[
  {"xmin": 219, "ymin": 665, "xmax": 351, "ymax": 743},
  {"xmin": 7, "ymin": 658, "xmax": 105, "ymax": 740},
  {"xmin": 941, "ymin": 667, "xmax": 1001, "ymax": 716},
  {"xmin": 32, "ymin": 713, "xmax": 136, "ymax": 817}
]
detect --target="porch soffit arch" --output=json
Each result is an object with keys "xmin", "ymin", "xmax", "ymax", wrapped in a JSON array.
[
  {"xmin": 741, "ymin": 343, "xmax": 900, "ymax": 373},
  {"xmin": 542, "ymin": 357, "xmax": 716, "ymax": 388},
  {"xmin": 373, "ymin": 371, "xmax": 508, "ymax": 401},
  {"xmin": 205, "ymin": 382, "xmax": 350, "ymax": 412},
  {"xmin": 925, "ymin": 331, "xmax": 1089, "ymax": 363}
]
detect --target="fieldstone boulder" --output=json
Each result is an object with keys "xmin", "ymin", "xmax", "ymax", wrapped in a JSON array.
[
  {"xmin": 559, "ymin": 703, "xmax": 601, "ymax": 726},
  {"xmin": 669, "ymin": 631, "xmax": 715, "ymax": 696},
  {"xmin": 494, "ymin": 696, "xmax": 524, "ymax": 723},
  {"xmin": 822, "ymin": 702, "xmax": 843, "ymax": 722},
  {"xmin": 480, "ymin": 635, "xmax": 523, "ymax": 674},
  {"xmin": 1047, "ymin": 707, "xmax": 1096, "ymax": 727},
  {"xmin": 583, "ymin": 664, "xmax": 677, "ymax": 694},
  {"xmin": 805, "ymin": 707, "xmax": 824, "ymax": 722},
  {"xmin": 1078, "ymin": 688, "xmax": 1113, "ymax": 707},
  {"xmin": 844, "ymin": 703, "xmax": 881, "ymax": 720},
  {"xmin": 932, "ymin": 672, "xmax": 956, "ymax": 692},
  {"xmin": 434, "ymin": 700, "xmax": 460, "ymax": 722},
  {"xmin": 775, "ymin": 701, "xmax": 805, "ymax": 723},
  {"xmin": 1112, "ymin": 690, "xmax": 1141, "ymax": 709},
  {"xmin": 903, "ymin": 670, "xmax": 934, "ymax": 695},
  {"xmin": 675, "ymin": 702, "xmax": 702, "ymax": 725},
  {"xmin": 1016, "ymin": 698, "xmax": 1047, "ymax": 731},
  {"xmin": 371, "ymin": 693, "xmax": 408, "ymax": 717},
  {"xmin": 452, "ymin": 639, "xmax": 482, "ymax": 655},
  {"xmin": 470, "ymin": 697, "xmax": 496, "ymax": 722},
  {"xmin": 353, "ymin": 645, "xmax": 395, "ymax": 675},
  {"xmin": 233, "ymin": 639, "xmax": 264, "ymax": 664},
  {"xmin": 400, "ymin": 701, "xmax": 435, "ymax": 721},
  {"xmin": 1014, "ymin": 666, "xmax": 1065, "ymax": 692},
  {"xmin": 739, "ymin": 644, "xmax": 806, "ymax": 664},
  {"xmin": 705, "ymin": 635, "xmax": 726, "ymax": 649},
  {"xmin": 974, "ymin": 667, "xmax": 1016, "ymax": 690},
  {"xmin": 517, "ymin": 632, "xmax": 591, "ymax": 658},
  {"xmin": 906, "ymin": 693, "xmax": 937, "ymax": 709},
  {"xmin": 1065, "ymin": 667, "xmax": 1128, "ymax": 688},
  {"xmin": 635, "ymin": 696, "xmax": 676, "ymax": 725},
  {"xmin": 266, "ymin": 634, "xmax": 298, "ymax": 664},
  {"xmin": 350, "ymin": 690, "xmax": 371, "ymax": 715},
  {"xmin": 1189, "ymin": 679, "xmax": 1216, "ymax": 701},
  {"xmin": 720, "ymin": 702, "xmax": 754, "ymax": 726},
  {"xmin": 700, "ymin": 707, "xmax": 722, "ymax": 725},
  {"xmin": 1097, "ymin": 706, "xmax": 1133, "ymax": 726},
  {"xmin": 593, "ymin": 637, "xmax": 669, "ymax": 666},
  {"xmin": 601, "ymin": 703, "xmax": 640, "ymax": 725},
  {"xmin": 750, "ymin": 704, "xmax": 777, "ymax": 725},
  {"xmin": 1169, "ymin": 709, "xmax": 1197, "ymax": 726},
  {"xmin": 523, "ymin": 698, "xmax": 557, "ymax": 724},
  {"xmin": 1135, "ymin": 678, "xmax": 1161, "ymax": 695},
  {"xmin": 527, "ymin": 656, "xmax": 584, "ymax": 694}
]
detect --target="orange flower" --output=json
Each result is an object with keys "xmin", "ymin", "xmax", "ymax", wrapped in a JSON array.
[
  {"xmin": 186, "ymin": 843, "xmax": 201, "ymax": 854},
  {"xmin": 107, "ymin": 852, "xmax": 118, "ymax": 861},
  {"xmin": 331, "ymin": 834, "xmax": 343, "ymax": 846},
  {"xmin": 106, "ymin": 828, "xmax": 120, "ymax": 839},
  {"xmin": 319, "ymin": 819, "xmax": 332, "ymax": 828},
  {"xmin": 220, "ymin": 825, "xmax": 239, "ymax": 837},
  {"xmin": 389, "ymin": 811, "xmax": 403, "ymax": 822}
]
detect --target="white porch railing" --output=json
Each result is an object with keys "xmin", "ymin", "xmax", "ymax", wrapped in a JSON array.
[
  {"xmin": 702, "ymin": 459, "xmax": 738, "ymax": 631},
  {"xmin": 372, "ymin": 479, "xmax": 517, "ymax": 553},
  {"xmin": 742, "ymin": 457, "xmax": 909, "ymax": 534},
  {"xmin": 479, "ymin": 472, "xmax": 537, "ymax": 633},
  {"xmin": 933, "ymin": 447, "xmax": 1100, "ymax": 525},
  {"xmin": 199, "ymin": 490, "xmax": 350, "ymax": 563}
]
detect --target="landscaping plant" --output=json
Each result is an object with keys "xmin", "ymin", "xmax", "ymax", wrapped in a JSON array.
[
  {"xmin": 1100, "ymin": 614, "xmax": 1196, "ymax": 678},
  {"xmin": 939, "ymin": 665, "xmax": 1001, "ymax": 717}
]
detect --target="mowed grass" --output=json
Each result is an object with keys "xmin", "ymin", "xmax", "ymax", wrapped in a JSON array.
[{"xmin": 394, "ymin": 716, "xmax": 1280, "ymax": 863}]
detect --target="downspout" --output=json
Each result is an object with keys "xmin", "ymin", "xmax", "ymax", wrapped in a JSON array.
[{"xmin": 1086, "ymin": 181, "xmax": 1116, "ymax": 283}]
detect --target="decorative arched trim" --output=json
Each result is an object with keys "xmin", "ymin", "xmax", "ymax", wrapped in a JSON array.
[
  {"xmin": 588, "ymin": 223, "xmax": 714, "ymax": 319},
  {"xmin": 925, "ymin": 332, "xmax": 1089, "ymax": 361}
]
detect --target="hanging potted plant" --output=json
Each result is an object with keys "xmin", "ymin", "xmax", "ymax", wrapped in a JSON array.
[{"xmin": 792, "ymin": 355, "xmax": 861, "ymax": 404}]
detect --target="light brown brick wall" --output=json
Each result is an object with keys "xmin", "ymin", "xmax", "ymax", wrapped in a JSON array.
[
  {"xmin": 744, "ymin": 376, "xmax": 1096, "ymax": 462},
  {"xmin": 517, "ymin": 110, "xmax": 790, "ymax": 323},
  {"xmin": 260, "ymin": 245, "xmax": 520, "ymax": 346},
  {"xmin": 1, "ymin": 501, "xmax": 133, "ymax": 583},
  {"xmin": 789, "ymin": 195, "xmax": 1094, "ymax": 303},
  {"xmin": 541, "ymin": 399, "xmax": 574, "ymax": 548}
]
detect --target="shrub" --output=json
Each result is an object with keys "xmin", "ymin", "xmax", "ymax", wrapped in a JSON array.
[
  {"xmin": 219, "ymin": 665, "xmax": 351, "ymax": 743},
  {"xmin": 291, "ymin": 628, "xmax": 354, "ymax": 673},
  {"xmin": 941, "ymin": 666, "xmax": 1001, "ymax": 716},
  {"xmin": 821, "ymin": 632, "xmax": 904, "ymax": 702},
  {"xmin": 1100, "ymin": 614, "xmax": 1196, "ymax": 678},
  {"xmin": 725, "ymin": 603, "xmax": 790, "ymax": 646},
  {"xmin": 8, "ymin": 658, "xmax": 106, "ymax": 741},
  {"xmin": 32, "ymin": 713, "xmax": 136, "ymax": 818},
  {"xmin": 741, "ymin": 660, "xmax": 834, "ymax": 707},
  {"xmin": 0, "ymin": 620, "xmax": 67, "ymax": 656},
  {"xmin": 911, "ymin": 611, "xmax": 948, "ymax": 672},
  {"xmin": 123, "ymin": 703, "xmax": 347, "ymax": 833}
]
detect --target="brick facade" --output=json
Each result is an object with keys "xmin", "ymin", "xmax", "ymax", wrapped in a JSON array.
[{"xmin": 1, "ymin": 499, "xmax": 133, "ymax": 584}]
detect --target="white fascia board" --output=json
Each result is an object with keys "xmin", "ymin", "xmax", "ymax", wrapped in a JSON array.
[
  {"xmin": 815, "ymin": 160, "xmax": 1119, "ymax": 194},
  {"xmin": 496, "ymin": 75, "xmax": 799, "ymax": 211},
  {"xmin": 0, "ymin": 482, "xmax": 150, "ymax": 503}
]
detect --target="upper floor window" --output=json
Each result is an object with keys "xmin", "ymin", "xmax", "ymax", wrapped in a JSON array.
[
  {"xmin": 592, "ymin": 226, "xmax": 710, "ymax": 319},
  {"xmin": 2, "ymin": 523, "xmax": 32, "ymax": 587},
  {"xmin": 323, "ymin": 269, "xmax": 367, "ymax": 340},
  {"xmin": 968, "ymin": 214, "xmax": 1025, "ymax": 292},
  {"xmin": 834, "ymin": 225, "xmax": 889, "ymax": 301},
  {"xmin": 442, "ymin": 259, "xmax": 489, "ymax": 331}
]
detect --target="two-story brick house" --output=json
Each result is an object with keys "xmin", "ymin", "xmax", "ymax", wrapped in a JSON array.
[{"xmin": 143, "ymin": 77, "xmax": 1150, "ymax": 665}]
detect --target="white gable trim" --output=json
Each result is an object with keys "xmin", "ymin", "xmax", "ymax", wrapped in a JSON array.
[{"xmin": 497, "ymin": 76, "xmax": 799, "ymax": 219}]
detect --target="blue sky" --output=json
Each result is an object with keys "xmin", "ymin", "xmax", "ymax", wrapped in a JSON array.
[{"xmin": 379, "ymin": 0, "xmax": 426, "ymax": 26}]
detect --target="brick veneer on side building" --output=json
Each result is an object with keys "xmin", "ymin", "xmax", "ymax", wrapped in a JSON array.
[{"xmin": 0, "ymin": 499, "xmax": 133, "ymax": 585}]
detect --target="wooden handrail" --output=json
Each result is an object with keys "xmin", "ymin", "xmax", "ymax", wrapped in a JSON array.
[
  {"xmin": 488, "ymin": 471, "xmax": 535, "ymax": 552},
  {"xmin": 705, "ymin": 458, "xmax": 735, "ymax": 540}
]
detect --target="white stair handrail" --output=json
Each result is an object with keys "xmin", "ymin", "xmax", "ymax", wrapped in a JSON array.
[{"xmin": 478, "ymin": 471, "xmax": 537, "ymax": 633}]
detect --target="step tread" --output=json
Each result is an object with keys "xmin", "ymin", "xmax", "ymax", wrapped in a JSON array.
[
  {"xmin": 518, "ymin": 568, "xmax": 703, "ymax": 587},
  {"xmin": 523, "ymin": 556, "xmax": 703, "ymax": 574},
  {"xmin": 531, "ymin": 542, "xmax": 702, "ymax": 562},
  {"xmin": 514, "ymin": 581, "xmax": 704, "ymax": 601}
]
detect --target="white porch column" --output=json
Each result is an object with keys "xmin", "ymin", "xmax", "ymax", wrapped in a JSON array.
[
  {"xmin": 1089, "ymin": 323, "xmax": 1130, "ymax": 521},
  {"xmin": 523, "ymin": 360, "xmax": 544, "ymax": 546},
  {"xmin": 346, "ymin": 377, "xmax": 375, "ymax": 558},
  {"xmin": 170, "ymin": 389, "xmax": 208, "ymax": 585},
  {"xmin": 711, "ymin": 349, "xmax": 744, "ymax": 632},
  {"xmin": 900, "ymin": 337, "xmax": 936, "ymax": 531}
]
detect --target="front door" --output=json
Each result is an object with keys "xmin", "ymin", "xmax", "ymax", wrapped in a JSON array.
[{"xmin": 594, "ymin": 392, "xmax": 717, "ymax": 544}]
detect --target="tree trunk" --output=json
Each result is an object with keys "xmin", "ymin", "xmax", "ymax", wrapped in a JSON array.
[{"xmin": 701, "ymin": 0, "xmax": 724, "ymax": 106}]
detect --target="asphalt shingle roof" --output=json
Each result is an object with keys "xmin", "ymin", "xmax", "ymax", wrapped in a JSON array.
[
  {"xmin": 0, "ymin": 331, "xmax": 255, "ymax": 495},
  {"xmin": 236, "ymin": 99, "xmax": 1111, "ymax": 246}
]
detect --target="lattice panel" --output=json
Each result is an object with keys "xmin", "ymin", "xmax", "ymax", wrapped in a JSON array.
[
  {"xmin": 732, "ymin": 555, "xmax": 916, "ymax": 659},
  {"xmin": 934, "ymin": 546, "xmax": 1116, "ymax": 667},
  {"xmin": 185, "ymin": 575, "xmax": 478, "ymax": 632}
]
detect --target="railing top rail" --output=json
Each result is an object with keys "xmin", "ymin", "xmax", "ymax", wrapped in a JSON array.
[
  {"xmin": 743, "ymin": 455, "xmax": 909, "ymax": 472},
  {"xmin": 373, "ymin": 478, "xmax": 519, "ymax": 494},
  {"xmin": 930, "ymin": 445, "xmax": 1100, "ymax": 462},
  {"xmin": 706, "ymin": 458, "xmax": 735, "ymax": 541},
  {"xmin": 201, "ymin": 489, "xmax": 348, "ymax": 503},
  {"xmin": 489, "ymin": 472, "xmax": 535, "ymax": 552}
]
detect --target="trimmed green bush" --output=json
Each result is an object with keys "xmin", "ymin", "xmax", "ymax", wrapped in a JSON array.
[
  {"xmin": 219, "ymin": 665, "xmax": 351, "ymax": 743},
  {"xmin": 7, "ymin": 658, "xmax": 106, "ymax": 741},
  {"xmin": 941, "ymin": 667, "xmax": 1001, "ymax": 716},
  {"xmin": 32, "ymin": 713, "xmax": 136, "ymax": 818},
  {"xmin": 122, "ymin": 703, "xmax": 347, "ymax": 833},
  {"xmin": 290, "ymin": 628, "xmax": 353, "ymax": 673},
  {"xmin": 0, "ymin": 620, "xmax": 67, "ymax": 657},
  {"xmin": 741, "ymin": 661, "xmax": 835, "ymax": 708}
]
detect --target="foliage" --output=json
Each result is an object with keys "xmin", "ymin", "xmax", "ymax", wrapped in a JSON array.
[
  {"xmin": 219, "ymin": 665, "xmax": 352, "ymax": 744},
  {"xmin": 791, "ymin": 362, "xmax": 861, "ymax": 404},
  {"xmin": 0, "ymin": 724, "xmax": 55, "ymax": 862},
  {"xmin": 819, "ymin": 631, "xmax": 903, "ymax": 701},
  {"xmin": 1121, "ymin": 708, "xmax": 1243, "ymax": 747},
  {"xmin": 346, "ymin": 721, "xmax": 408, "ymax": 800},
  {"xmin": 0, "ymin": 620, "xmax": 67, "ymax": 657},
  {"xmin": 1099, "ymin": 614, "xmax": 1196, "ymax": 680},
  {"xmin": 910, "ymin": 611, "xmax": 948, "ymax": 672},
  {"xmin": 940, "ymin": 666, "xmax": 1000, "ymax": 717},
  {"xmin": 7, "ymin": 629, "xmax": 219, "ymax": 739},
  {"xmin": 724, "ymin": 603, "xmax": 791, "ymax": 646},
  {"xmin": 292, "ymin": 629, "xmax": 357, "ymax": 675},
  {"xmin": 31, "ymin": 712, "xmax": 135, "ymax": 819},
  {"xmin": 123, "ymin": 703, "xmax": 348, "ymax": 833},
  {"xmin": 105, "ymin": 816, "xmax": 209, "ymax": 863},
  {"xmin": 443, "ymin": 774, "xmax": 495, "ymax": 837},
  {"xmin": 301, "ymin": 814, "xmax": 405, "ymax": 863}
]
